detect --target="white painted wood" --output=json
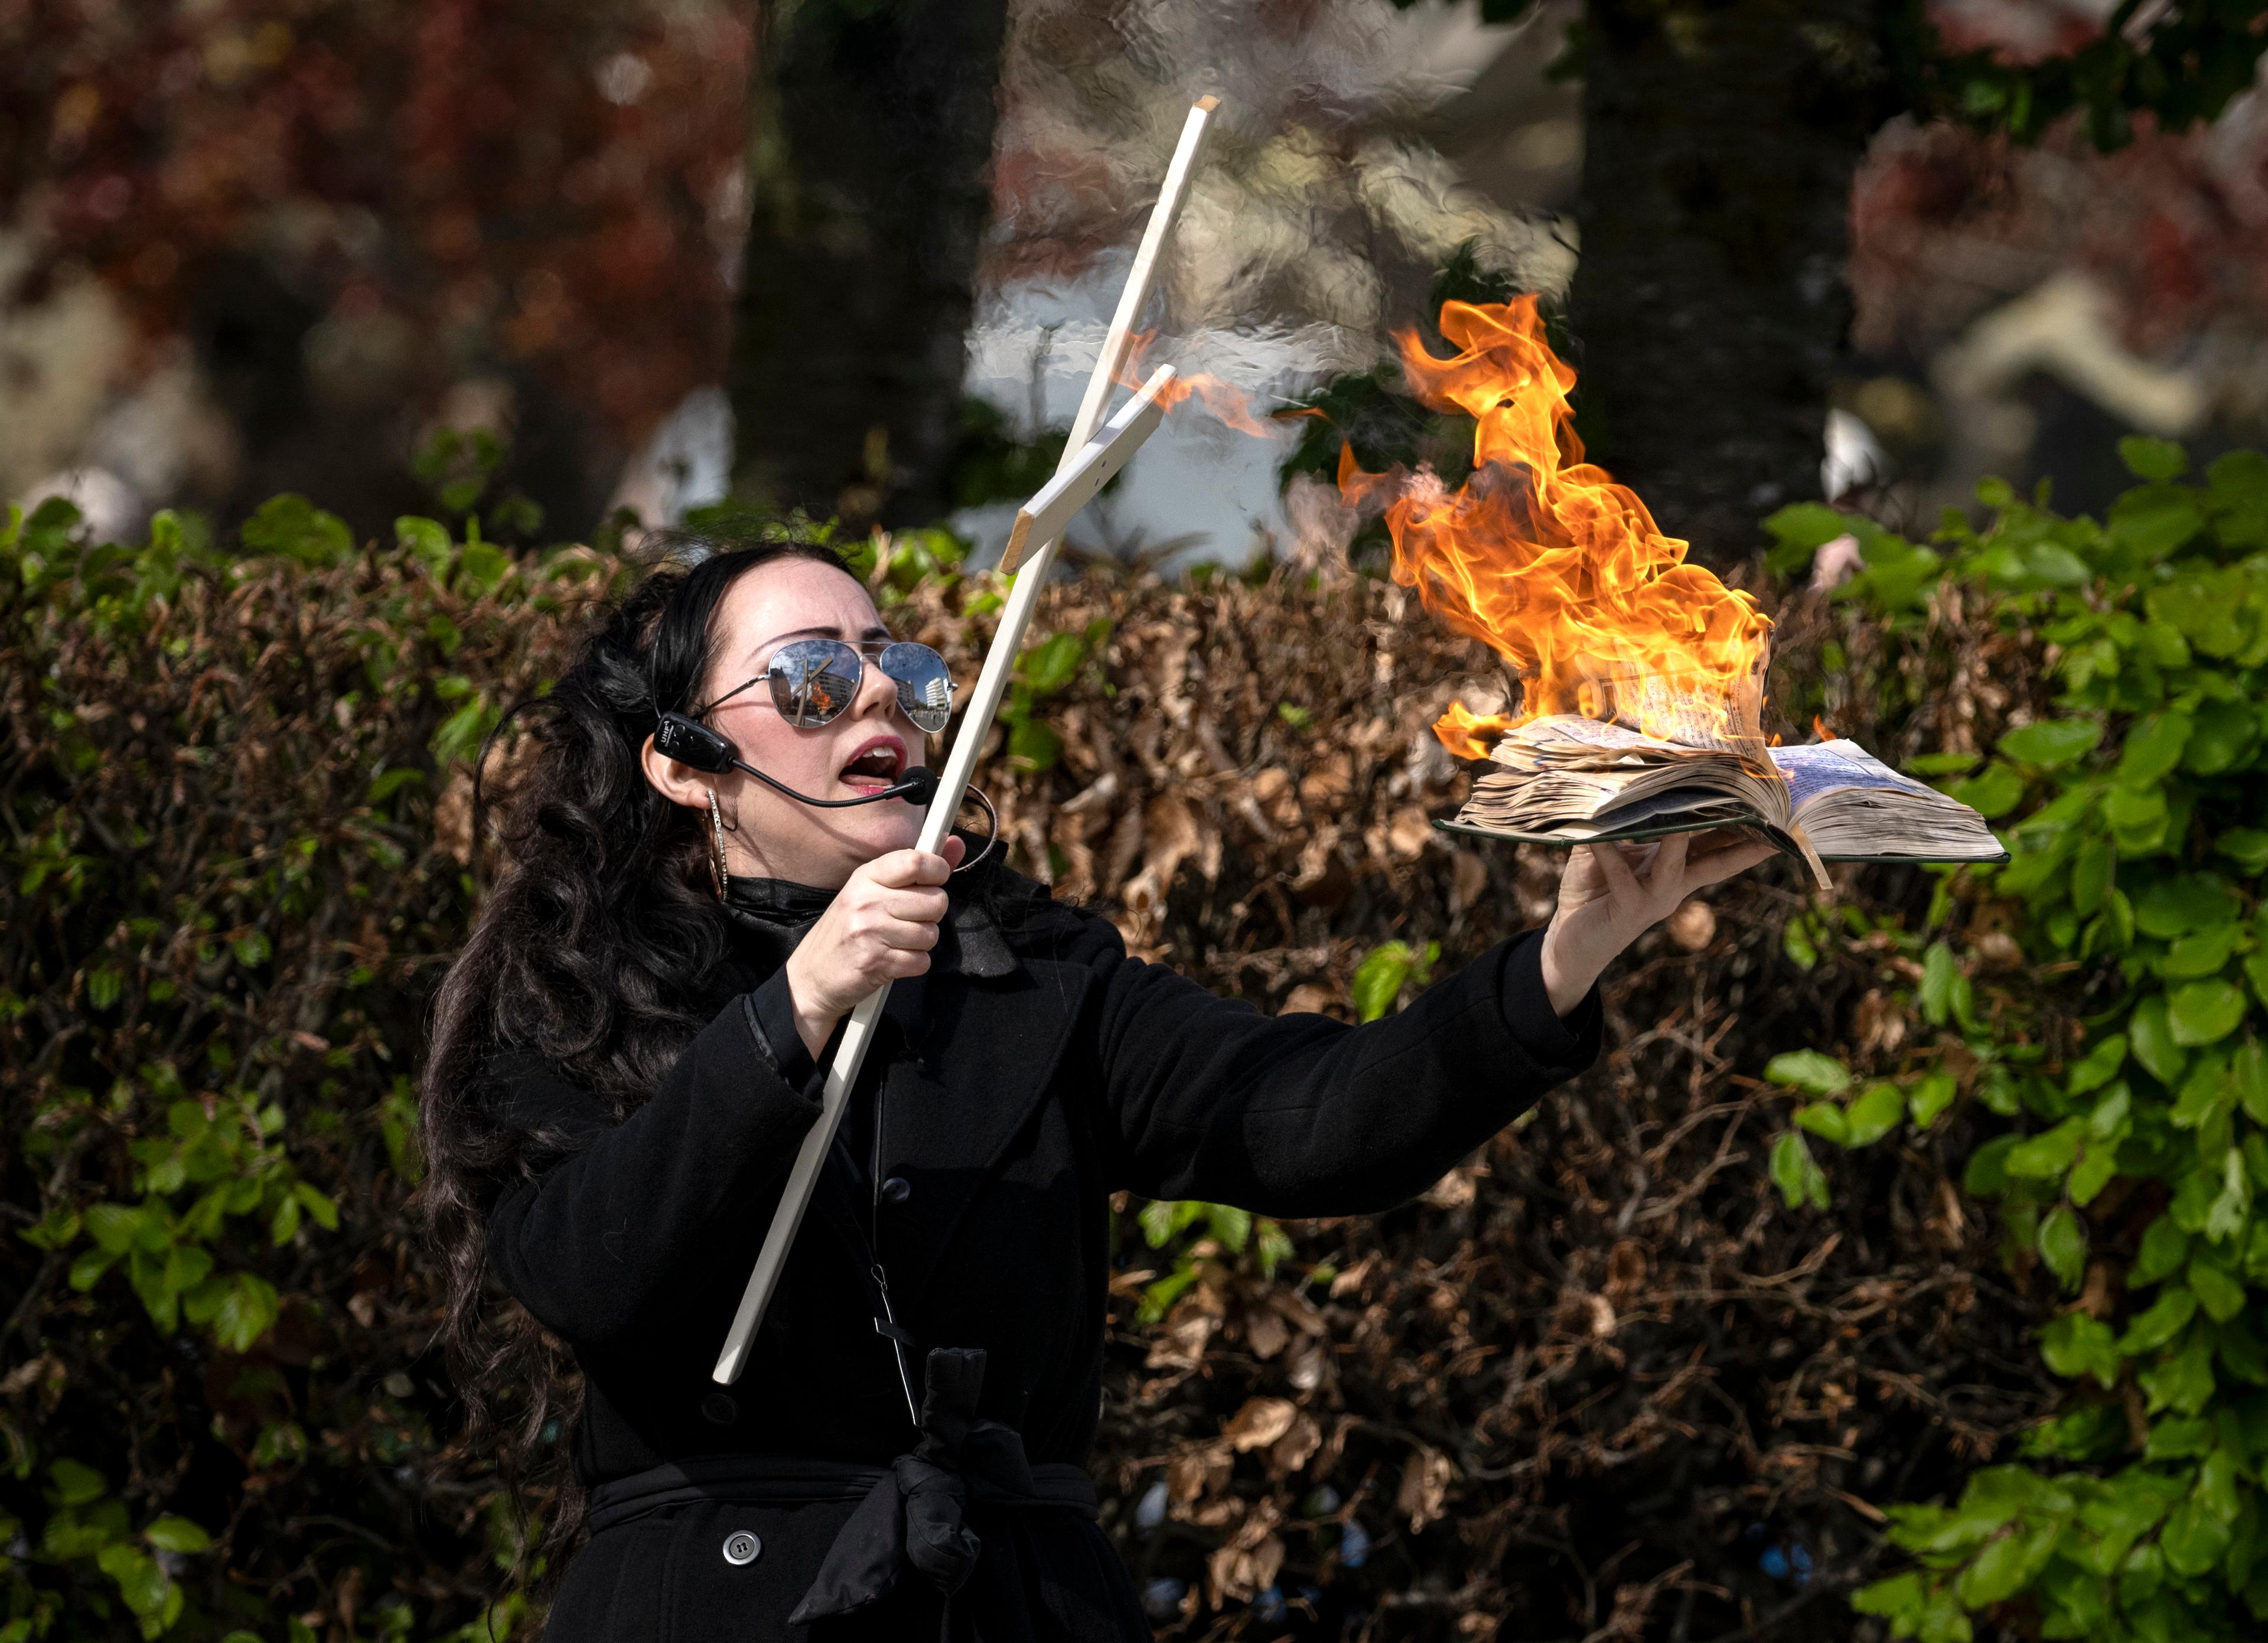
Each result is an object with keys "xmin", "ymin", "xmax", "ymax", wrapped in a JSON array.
[
  {"xmin": 998, "ymin": 368, "xmax": 1174, "ymax": 570},
  {"xmin": 998, "ymin": 94, "xmax": 1217, "ymax": 572}
]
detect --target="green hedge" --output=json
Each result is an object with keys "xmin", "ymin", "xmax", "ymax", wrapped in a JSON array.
[
  {"xmin": 1, "ymin": 497, "xmax": 597, "ymax": 1641},
  {"xmin": 1764, "ymin": 440, "xmax": 2268, "ymax": 1641},
  {"xmin": 14, "ymin": 441, "xmax": 2266, "ymax": 1639}
]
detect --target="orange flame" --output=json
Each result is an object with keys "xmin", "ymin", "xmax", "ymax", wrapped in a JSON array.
[
  {"xmin": 1337, "ymin": 298, "xmax": 1772, "ymax": 757},
  {"xmin": 1118, "ymin": 330, "xmax": 1279, "ymax": 437}
]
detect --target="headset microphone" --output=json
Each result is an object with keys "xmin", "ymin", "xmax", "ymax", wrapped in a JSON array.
[{"xmin": 655, "ymin": 712, "xmax": 939, "ymax": 809}]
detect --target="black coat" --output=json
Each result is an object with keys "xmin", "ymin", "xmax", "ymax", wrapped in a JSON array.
[{"xmin": 483, "ymin": 866, "xmax": 1599, "ymax": 1641}]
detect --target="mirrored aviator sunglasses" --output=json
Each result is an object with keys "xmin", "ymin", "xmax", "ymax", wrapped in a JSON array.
[{"xmin": 761, "ymin": 638, "xmax": 956, "ymax": 735}]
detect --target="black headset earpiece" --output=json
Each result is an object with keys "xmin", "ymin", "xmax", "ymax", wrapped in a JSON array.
[
  {"xmin": 654, "ymin": 709, "xmax": 943, "ymax": 811},
  {"xmin": 654, "ymin": 711, "xmax": 739, "ymax": 774}
]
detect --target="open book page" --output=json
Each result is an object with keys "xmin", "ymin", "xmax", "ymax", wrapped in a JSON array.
[
  {"xmin": 1768, "ymin": 740, "xmax": 1941, "ymax": 807},
  {"xmin": 1768, "ymin": 740, "xmax": 2005, "ymax": 861}
]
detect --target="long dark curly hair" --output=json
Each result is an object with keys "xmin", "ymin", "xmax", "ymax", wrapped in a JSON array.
[{"xmin": 419, "ymin": 532, "xmax": 855, "ymax": 1570}]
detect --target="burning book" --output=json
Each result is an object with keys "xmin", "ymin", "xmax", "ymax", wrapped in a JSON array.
[
  {"xmin": 1332, "ymin": 296, "xmax": 2005, "ymax": 885},
  {"xmin": 1439, "ymin": 714, "xmax": 2008, "ymax": 875}
]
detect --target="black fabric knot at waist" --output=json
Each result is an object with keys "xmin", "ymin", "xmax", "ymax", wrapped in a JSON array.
[{"xmin": 582, "ymin": 1347, "xmax": 1095, "ymax": 1626}]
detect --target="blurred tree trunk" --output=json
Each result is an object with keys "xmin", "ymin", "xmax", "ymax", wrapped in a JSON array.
[
  {"xmin": 730, "ymin": 0, "xmax": 1011, "ymax": 532},
  {"xmin": 1569, "ymin": 1, "xmax": 1894, "ymax": 568}
]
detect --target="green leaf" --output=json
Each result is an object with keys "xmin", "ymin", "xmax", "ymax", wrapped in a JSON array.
[
  {"xmin": 2215, "ymin": 828, "xmax": 2268, "ymax": 876},
  {"xmin": 1909, "ymin": 1070, "xmax": 1959, "ymax": 1129},
  {"xmin": 1999, "ymin": 718, "xmax": 2101, "ymax": 769},
  {"xmin": 2038, "ymin": 1207, "xmax": 2086, "ymax": 1290},
  {"xmin": 211, "ymin": 1274, "xmax": 280, "ymax": 1353},
  {"xmin": 1948, "ymin": 762, "xmax": 2026, "ymax": 819},
  {"xmin": 2123, "ymin": 1286, "xmax": 2198, "ymax": 1354},
  {"xmin": 1921, "ymin": 942, "xmax": 1959, "ymax": 1025},
  {"xmin": 1006, "ymin": 718, "xmax": 1062, "ymax": 774},
  {"xmin": 96, "ymin": 1543, "xmax": 170, "ymax": 1617},
  {"xmin": 2185, "ymin": 1256, "xmax": 2246, "ymax": 1323},
  {"xmin": 454, "ymin": 540, "xmax": 511, "ymax": 599},
  {"xmin": 2130, "ymin": 995, "xmax": 2188, "ymax": 1087},
  {"xmin": 141, "ymin": 1516, "xmax": 210, "ymax": 1554},
  {"xmin": 2181, "ymin": 699, "xmax": 2256, "ymax": 775},
  {"xmin": 1017, "ymin": 631, "xmax": 1089, "ymax": 698},
  {"xmin": 2068, "ymin": 1137, "xmax": 2120, "ymax": 1207},
  {"xmin": 1794, "ymin": 1102, "xmax": 1849, "ymax": 1145},
  {"xmin": 393, "ymin": 515, "xmax": 453, "ymax": 574},
  {"xmin": 1957, "ymin": 1523, "xmax": 2051, "ymax": 1607},
  {"xmin": 2159, "ymin": 925, "xmax": 2237, "ymax": 980},
  {"xmin": 1765, "ymin": 1049, "xmax": 1850, "ymax": 1095},
  {"xmin": 239, "ymin": 494, "xmax": 353, "ymax": 566},
  {"xmin": 2068, "ymin": 1034, "xmax": 2128, "ymax": 1097},
  {"xmin": 2168, "ymin": 979, "xmax": 2247, "ymax": 1048},
  {"xmin": 1770, "ymin": 1131, "xmax": 1830, "ymax": 1211},
  {"xmin": 292, "ymin": 1182, "xmax": 338, "ymax": 1231},
  {"xmin": 2117, "ymin": 710, "xmax": 2194, "ymax": 787},
  {"xmin": 2104, "ymin": 785, "xmax": 2170, "ymax": 855},
  {"xmin": 18, "ymin": 1204, "xmax": 80, "ymax": 1251},
  {"xmin": 1761, "ymin": 501, "xmax": 1862, "ymax": 576},
  {"xmin": 2160, "ymin": 1496, "xmax": 2233, "ymax": 1577},
  {"xmin": 2135, "ymin": 1217, "xmax": 2190, "ymax": 1285},
  {"xmin": 2003, "ymin": 1119, "xmax": 2082, "ymax": 1179},
  {"xmin": 2039, "ymin": 1311, "xmax": 2120, "ymax": 1387},
  {"xmin": 1966, "ymin": 1135, "xmax": 2019, "ymax": 1196},
  {"xmin": 1350, "ymin": 943, "xmax": 1416, "ymax": 1023},
  {"xmin": 2135, "ymin": 875, "xmax": 2238, "ymax": 939},
  {"xmin": 1844, "ymin": 1083, "xmax": 1906, "ymax": 1147},
  {"xmin": 1849, "ymin": 1572, "xmax": 1927, "ymax": 1621},
  {"xmin": 2171, "ymin": 1054, "xmax": 2231, "ymax": 1129},
  {"xmin": 366, "ymin": 767, "xmax": 424, "ymax": 804},
  {"xmin": 2233, "ymin": 1039, "xmax": 2268, "ymax": 1126},
  {"xmin": 49, "ymin": 1457, "xmax": 107, "ymax": 1506},
  {"xmin": 230, "ymin": 929, "xmax": 271, "ymax": 969},
  {"xmin": 2109, "ymin": 482, "xmax": 2204, "ymax": 560},
  {"xmin": 2070, "ymin": 835, "xmax": 2114, "ymax": 915},
  {"xmin": 1907, "ymin": 750, "xmax": 1980, "ymax": 777},
  {"xmin": 2117, "ymin": 436, "xmax": 2189, "ymax": 481},
  {"xmin": 1204, "ymin": 1202, "xmax": 1252, "ymax": 1254}
]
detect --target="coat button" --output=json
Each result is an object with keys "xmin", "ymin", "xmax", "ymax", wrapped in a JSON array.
[
  {"xmin": 881, "ymin": 1175, "xmax": 912, "ymax": 1204},
  {"xmin": 700, "ymin": 1392, "xmax": 737, "ymax": 1426},
  {"xmin": 722, "ymin": 1530, "xmax": 762, "ymax": 1566}
]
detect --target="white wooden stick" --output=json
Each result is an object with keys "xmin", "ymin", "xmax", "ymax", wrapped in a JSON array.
[
  {"xmin": 998, "ymin": 93, "xmax": 1217, "ymax": 572},
  {"xmin": 712, "ymin": 100, "xmax": 1220, "ymax": 1386},
  {"xmin": 999, "ymin": 367, "xmax": 1176, "ymax": 569}
]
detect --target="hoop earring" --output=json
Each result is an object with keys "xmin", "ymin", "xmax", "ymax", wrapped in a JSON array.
[{"xmin": 705, "ymin": 790, "xmax": 730, "ymax": 902}]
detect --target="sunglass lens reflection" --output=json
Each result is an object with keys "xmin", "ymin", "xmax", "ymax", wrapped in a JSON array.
[
  {"xmin": 881, "ymin": 643, "xmax": 953, "ymax": 732},
  {"xmin": 768, "ymin": 643, "xmax": 861, "ymax": 728}
]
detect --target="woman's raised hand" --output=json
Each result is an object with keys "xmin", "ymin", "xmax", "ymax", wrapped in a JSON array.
[
  {"xmin": 784, "ymin": 836, "xmax": 966, "ymax": 1057},
  {"xmin": 1537, "ymin": 830, "xmax": 1775, "ymax": 1019}
]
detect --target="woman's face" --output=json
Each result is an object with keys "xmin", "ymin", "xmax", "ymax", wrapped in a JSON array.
[{"xmin": 644, "ymin": 556, "xmax": 931, "ymax": 888}]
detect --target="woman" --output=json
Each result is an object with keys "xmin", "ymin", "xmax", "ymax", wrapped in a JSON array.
[{"xmin": 421, "ymin": 534, "xmax": 1770, "ymax": 1641}]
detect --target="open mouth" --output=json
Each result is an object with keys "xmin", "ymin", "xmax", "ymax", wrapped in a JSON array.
[{"xmin": 839, "ymin": 739, "xmax": 905, "ymax": 790}]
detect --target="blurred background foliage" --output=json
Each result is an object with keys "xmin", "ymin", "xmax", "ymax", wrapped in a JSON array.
[{"xmin": 8, "ymin": 2, "xmax": 2268, "ymax": 565}]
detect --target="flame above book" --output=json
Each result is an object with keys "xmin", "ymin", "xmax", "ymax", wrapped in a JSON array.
[{"xmin": 1337, "ymin": 297, "xmax": 1774, "ymax": 762}]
